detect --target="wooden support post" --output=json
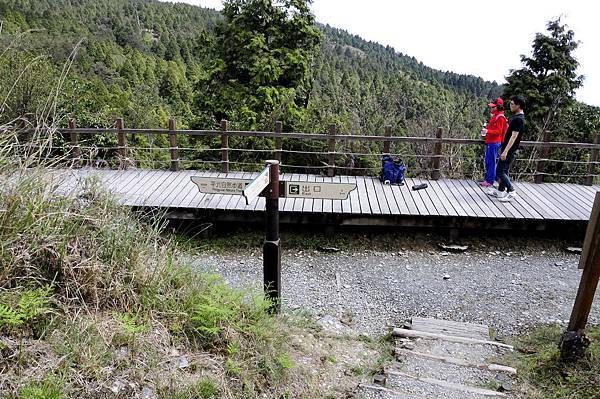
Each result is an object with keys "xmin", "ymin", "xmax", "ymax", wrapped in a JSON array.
[
  {"xmin": 116, "ymin": 118, "xmax": 127, "ymax": 170},
  {"xmin": 68, "ymin": 119, "xmax": 80, "ymax": 168},
  {"xmin": 274, "ymin": 121, "xmax": 283, "ymax": 163},
  {"xmin": 220, "ymin": 119, "xmax": 229, "ymax": 173},
  {"xmin": 560, "ymin": 192, "xmax": 600, "ymax": 360},
  {"xmin": 383, "ymin": 125, "xmax": 392, "ymax": 154},
  {"xmin": 168, "ymin": 117, "xmax": 178, "ymax": 171},
  {"xmin": 534, "ymin": 130, "xmax": 552, "ymax": 184},
  {"xmin": 585, "ymin": 133, "xmax": 599, "ymax": 186},
  {"xmin": 263, "ymin": 160, "xmax": 281, "ymax": 314},
  {"xmin": 328, "ymin": 124, "xmax": 337, "ymax": 177},
  {"xmin": 431, "ymin": 127, "xmax": 443, "ymax": 180}
]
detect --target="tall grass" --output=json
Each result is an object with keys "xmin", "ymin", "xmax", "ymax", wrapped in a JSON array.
[{"xmin": 0, "ymin": 127, "xmax": 297, "ymax": 397}]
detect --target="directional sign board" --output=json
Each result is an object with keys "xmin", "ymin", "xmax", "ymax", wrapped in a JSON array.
[
  {"xmin": 284, "ymin": 182, "xmax": 355, "ymax": 200},
  {"xmin": 242, "ymin": 166, "xmax": 270, "ymax": 205},
  {"xmin": 191, "ymin": 175, "xmax": 356, "ymax": 202},
  {"xmin": 191, "ymin": 176, "xmax": 250, "ymax": 195}
]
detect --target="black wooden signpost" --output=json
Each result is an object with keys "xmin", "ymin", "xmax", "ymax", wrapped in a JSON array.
[
  {"xmin": 192, "ymin": 160, "xmax": 356, "ymax": 313},
  {"xmin": 560, "ymin": 192, "xmax": 600, "ymax": 360}
]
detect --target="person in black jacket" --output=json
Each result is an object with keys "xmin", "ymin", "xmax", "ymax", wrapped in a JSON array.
[{"xmin": 487, "ymin": 95, "xmax": 526, "ymax": 202}]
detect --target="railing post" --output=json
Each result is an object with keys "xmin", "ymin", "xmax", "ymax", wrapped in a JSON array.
[
  {"xmin": 383, "ymin": 125, "xmax": 392, "ymax": 154},
  {"xmin": 534, "ymin": 130, "xmax": 552, "ymax": 184},
  {"xmin": 585, "ymin": 133, "xmax": 599, "ymax": 186},
  {"xmin": 264, "ymin": 160, "xmax": 281, "ymax": 314},
  {"xmin": 68, "ymin": 119, "xmax": 80, "ymax": 168},
  {"xmin": 328, "ymin": 124, "xmax": 337, "ymax": 177},
  {"xmin": 168, "ymin": 117, "xmax": 178, "ymax": 171},
  {"xmin": 116, "ymin": 118, "xmax": 127, "ymax": 170},
  {"xmin": 431, "ymin": 127, "xmax": 443, "ymax": 180},
  {"xmin": 274, "ymin": 121, "xmax": 283, "ymax": 163},
  {"xmin": 220, "ymin": 119, "xmax": 229, "ymax": 173},
  {"xmin": 560, "ymin": 192, "xmax": 600, "ymax": 360}
]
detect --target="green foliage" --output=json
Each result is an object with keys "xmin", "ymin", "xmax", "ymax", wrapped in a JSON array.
[
  {"xmin": 0, "ymin": 286, "xmax": 52, "ymax": 333},
  {"xmin": 506, "ymin": 325, "xmax": 600, "ymax": 399},
  {"xmin": 504, "ymin": 19, "xmax": 583, "ymax": 137},
  {"xmin": 17, "ymin": 375, "xmax": 64, "ymax": 399}
]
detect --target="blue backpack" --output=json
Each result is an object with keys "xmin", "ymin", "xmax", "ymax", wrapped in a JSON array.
[{"xmin": 380, "ymin": 155, "xmax": 406, "ymax": 185}]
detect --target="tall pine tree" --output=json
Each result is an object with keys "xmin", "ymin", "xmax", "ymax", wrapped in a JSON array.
[{"xmin": 503, "ymin": 19, "xmax": 583, "ymax": 137}]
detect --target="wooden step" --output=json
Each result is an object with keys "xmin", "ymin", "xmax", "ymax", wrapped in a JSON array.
[
  {"xmin": 356, "ymin": 383, "xmax": 427, "ymax": 399},
  {"xmin": 410, "ymin": 317, "xmax": 490, "ymax": 340},
  {"xmin": 395, "ymin": 348, "xmax": 517, "ymax": 374},
  {"xmin": 385, "ymin": 370, "xmax": 508, "ymax": 399},
  {"xmin": 393, "ymin": 328, "xmax": 514, "ymax": 350}
]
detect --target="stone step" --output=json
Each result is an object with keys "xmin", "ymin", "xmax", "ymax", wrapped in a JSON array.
[
  {"xmin": 354, "ymin": 383, "xmax": 427, "ymax": 399},
  {"xmin": 385, "ymin": 370, "xmax": 508, "ymax": 399}
]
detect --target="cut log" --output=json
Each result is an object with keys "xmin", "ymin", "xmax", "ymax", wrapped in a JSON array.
[{"xmin": 392, "ymin": 328, "xmax": 514, "ymax": 350}]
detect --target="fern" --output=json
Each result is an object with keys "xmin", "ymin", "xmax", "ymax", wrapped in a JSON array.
[
  {"xmin": 0, "ymin": 286, "xmax": 52, "ymax": 332},
  {"xmin": 0, "ymin": 303, "xmax": 23, "ymax": 328}
]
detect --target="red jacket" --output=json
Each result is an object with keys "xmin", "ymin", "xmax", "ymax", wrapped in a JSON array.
[{"xmin": 485, "ymin": 111, "xmax": 508, "ymax": 144}]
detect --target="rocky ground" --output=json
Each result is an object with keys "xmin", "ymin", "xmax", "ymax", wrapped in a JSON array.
[{"xmin": 189, "ymin": 233, "xmax": 600, "ymax": 339}]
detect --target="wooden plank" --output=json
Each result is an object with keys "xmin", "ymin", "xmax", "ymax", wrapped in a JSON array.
[
  {"xmin": 292, "ymin": 173, "xmax": 308, "ymax": 212},
  {"xmin": 312, "ymin": 174, "xmax": 324, "ymax": 213},
  {"xmin": 397, "ymin": 181, "xmax": 420, "ymax": 216},
  {"xmin": 283, "ymin": 173, "xmax": 298, "ymax": 212},
  {"xmin": 392, "ymin": 328, "xmax": 513, "ymax": 350},
  {"xmin": 416, "ymin": 178, "xmax": 449, "ymax": 216},
  {"xmin": 459, "ymin": 180, "xmax": 516, "ymax": 219},
  {"xmin": 332, "ymin": 174, "xmax": 343, "ymax": 213},
  {"xmin": 112, "ymin": 169, "xmax": 150, "ymax": 204},
  {"xmin": 404, "ymin": 178, "xmax": 429, "ymax": 215},
  {"xmin": 140, "ymin": 170, "xmax": 178, "ymax": 206},
  {"xmin": 394, "ymin": 349, "xmax": 517, "ymax": 375},
  {"xmin": 355, "ymin": 175, "xmax": 371, "ymax": 214},
  {"xmin": 371, "ymin": 177, "xmax": 391, "ymax": 215},
  {"xmin": 412, "ymin": 177, "xmax": 441, "ymax": 216},
  {"xmin": 122, "ymin": 170, "xmax": 164, "ymax": 206},
  {"xmin": 385, "ymin": 370, "xmax": 508, "ymax": 398},
  {"xmin": 347, "ymin": 175, "xmax": 362, "ymax": 214},
  {"xmin": 388, "ymin": 183, "xmax": 409, "ymax": 215},
  {"xmin": 160, "ymin": 170, "xmax": 196, "ymax": 208},
  {"xmin": 363, "ymin": 175, "xmax": 381, "ymax": 214},
  {"xmin": 518, "ymin": 182, "xmax": 573, "ymax": 220},
  {"xmin": 533, "ymin": 183, "xmax": 588, "ymax": 220},
  {"xmin": 381, "ymin": 181, "xmax": 400, "ymax": 215},
  {"xmin": 411, "ymin": 317, "xmax": 489, "ymax": 340},
  {"xmin": 339, "ymin": 175, "xmax": 352, "ymax": 214},
  {"xmin": 436, "ymin": 179, "xmax": 470, "ymax": 217},
  {"xmin": 496, "ymin": 181, "xmax": 544, "ymax": 220},
  {"xmin": 545, "ymin": 183, "xmax": 592, "ymax": 219},
  {"xmin": 303, "ymin": 174, "xmax": 316, "ymax": 212},
  {"xmin": 448, "ymin": 179, "xmax": 488, "ymax": 218},
  {"xmin": 322, "ymin": 174, "xmax": 334, "ymax": 213},
  {"xmin": 443, "ymin": 179, "xmax": 478, "ymax": 217},
  {"xmin": 425, "ymin": 180, "xmax": 456, "ymax": 217}
]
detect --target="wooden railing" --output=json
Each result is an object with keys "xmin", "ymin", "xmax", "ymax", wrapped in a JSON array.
[{"xmin": 23, "ymin": 118, "xmax": 600, "ymax": 186}]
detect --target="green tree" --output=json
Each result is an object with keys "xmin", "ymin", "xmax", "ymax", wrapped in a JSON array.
[
  {"xmin": 503, "ymin": 19, "xmax": 583, "ymax": 137},
  {"xmin": 195, "ymin": 0, "xmax": 322, "ymax": 130}
]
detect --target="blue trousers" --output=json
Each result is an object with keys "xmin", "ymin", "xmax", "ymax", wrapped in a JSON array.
[{"xmin": 484, "ymin": 143, "xmax": 501, "ymax": 184}]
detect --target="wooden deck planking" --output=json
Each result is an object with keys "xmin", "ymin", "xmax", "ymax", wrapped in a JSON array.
[{"xmin": 57, "ymin": 169, "xmax": 600, "ymax": 224}]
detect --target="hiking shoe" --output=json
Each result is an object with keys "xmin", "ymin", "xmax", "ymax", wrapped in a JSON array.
[
  {"xmin": 480, "ymin": 181, "xmax": 493, "ymax": 187},
  {"xmin": 487, "ymin": 187, "xmax": 499, "ymax": 197},
  {"xmin": 499, "ymin": 191, "xmax": 517, "ymax": 202}
]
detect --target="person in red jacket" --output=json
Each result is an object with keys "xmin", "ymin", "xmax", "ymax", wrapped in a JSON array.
[{"xmin": 479, "ymin": 98, "xmax": 508, "ymax": 187}]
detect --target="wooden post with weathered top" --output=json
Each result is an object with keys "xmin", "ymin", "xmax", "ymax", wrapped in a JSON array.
[
  {"xmin": 116, "ymin": 118, "xmax": 127, "ymax": 170},
  {"xmin": 585, "ymin": 133, "xmax": 599, "ymax": 186},
  {"xmin": 168, "ymin": 117, "xmax": 178, "ymax": 171},
  {"xmin": 68, "ymin": 119, "xmax": 80, "ymax": 168},
  {"xmin": 383, "ymin": 125, "xmax": 392, "ymax": 155},
  {"xmin": 274, "ymin": 121, "xmax": 283, "ymax": 163},
  {"xmin": 534, "ymin": 130, "xmax": 552, "ymax": 184},
  {"xmin": 327, "ymin": 124, "xmax": 337, "ymax": 177},
  {"xmin": 560, "ymin": 192, "xmax": 600, "ymax": 360},
  {"xmin": 431, "ymin": 127, "xmax": 443, "ymax": 180},
  {"xmin": 221, "ymin": 119, "xmax": 229, "ymax": 173}
]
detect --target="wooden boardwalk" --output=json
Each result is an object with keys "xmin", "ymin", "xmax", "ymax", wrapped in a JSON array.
[{"xmin": 56, "ymin": 168, "xmax": 600, "ymax": 228}]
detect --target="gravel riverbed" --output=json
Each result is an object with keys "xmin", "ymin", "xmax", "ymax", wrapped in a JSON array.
[{"xmin": 190, "ymin": 238, "xmax": 600, "ymax": 338}]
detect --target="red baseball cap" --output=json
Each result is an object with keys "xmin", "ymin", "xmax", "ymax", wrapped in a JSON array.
[{"xmin": 487, "ymin": 98, "xmax": 504, "ymax": 107}]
